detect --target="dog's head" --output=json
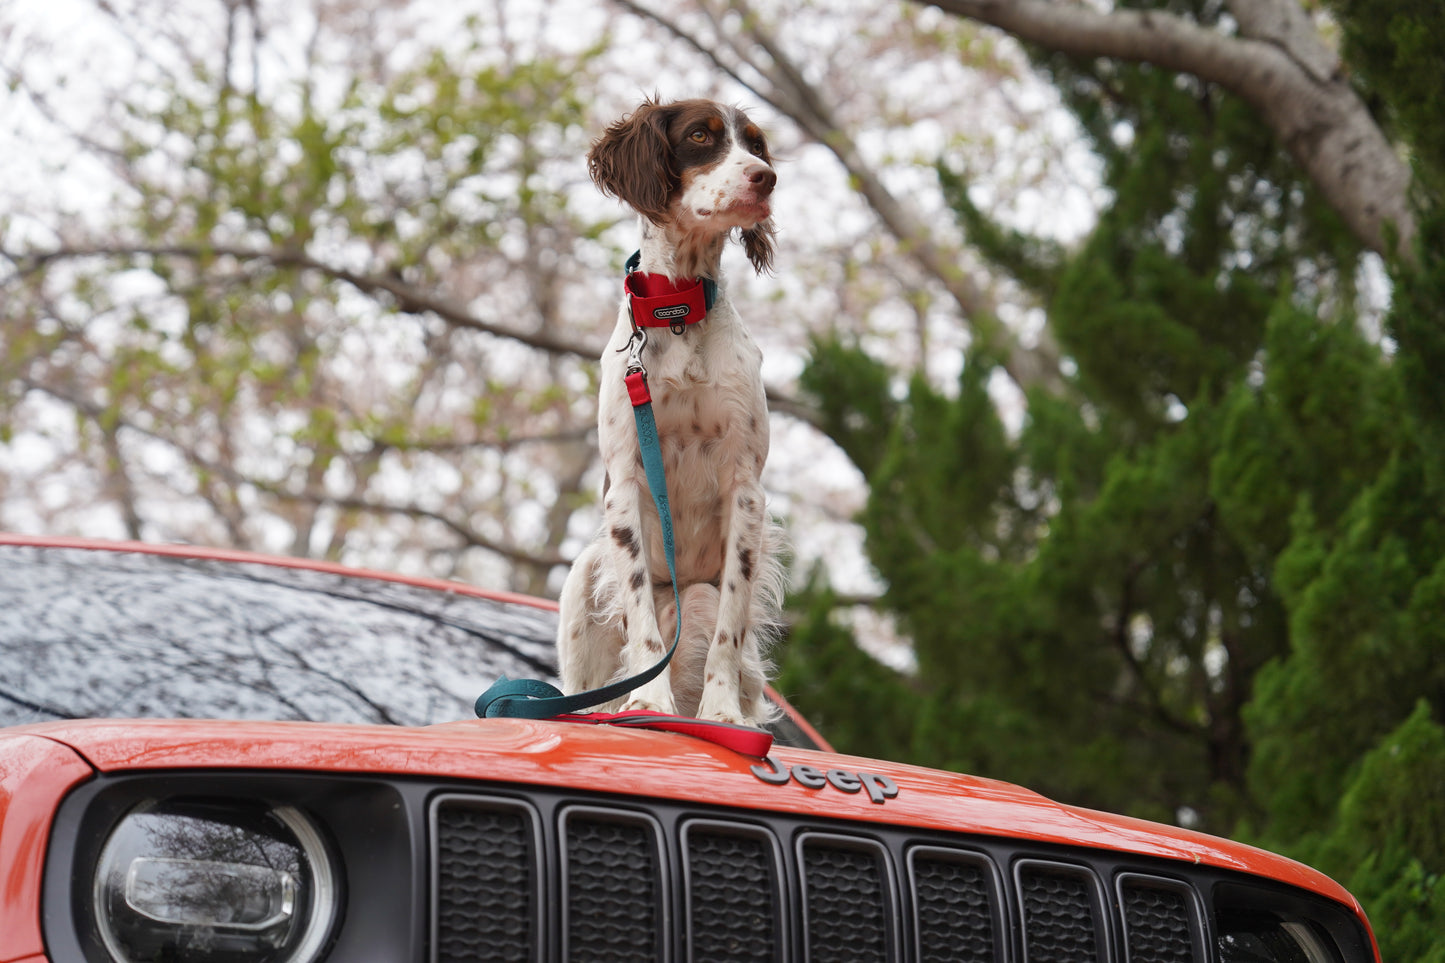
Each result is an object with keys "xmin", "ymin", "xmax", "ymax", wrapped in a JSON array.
[{"xmin": 588, "ymin": 98, "xmax": 777, "ymax": 274}]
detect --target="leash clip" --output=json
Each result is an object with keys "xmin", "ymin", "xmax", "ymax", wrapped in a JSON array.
[{"xmin": 623, "ymin": 326, "xmax": 648, "ymax": 377}]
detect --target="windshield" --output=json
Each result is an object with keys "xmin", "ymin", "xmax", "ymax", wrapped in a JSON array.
[{"xmin": 0, "ymin": 544, "xmax": 559, "ymax": 728}]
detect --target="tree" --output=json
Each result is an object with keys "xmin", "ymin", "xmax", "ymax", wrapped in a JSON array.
[
  {"xmin": 791, "ymin": 0, "xmax": 1368, "ymax": 822},
  {"xmin": 1, "ymin": 3, "xmax": 622, "ymax": 593},
  {"xmin": 1241, "ymin": 2, "xmax": 1445, "ymax": 952},
  {"xmin": 925, "ymin": 0, "xmax": 1414, "ymax": 262},
  {"xmin": 782, "ymin": 0, "xmax": 1445, "ymax": 955}
]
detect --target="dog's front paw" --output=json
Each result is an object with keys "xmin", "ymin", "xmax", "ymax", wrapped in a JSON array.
[
  {"xmin": 701, "ymin": 710, "xmax": 755, "ymax": 728},
  {"xmin": 620, "ymin": 695, "xmax": 675, "ymax": 715},
  {"xmin": 696, "ymin": 689, "xmax": 752, "ymax": 728}
]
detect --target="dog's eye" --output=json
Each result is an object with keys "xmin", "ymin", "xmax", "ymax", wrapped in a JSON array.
[
  {"xmin": 689, "ymin": 129, "xmax": 710, "ymax": 144},
  {"xmin": 750, "ymin": 140, "xmax": 766, "ymax": 156}
]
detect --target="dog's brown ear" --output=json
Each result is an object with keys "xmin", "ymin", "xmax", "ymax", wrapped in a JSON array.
[
  {"xmin": 587, "ymin": 101, "xmax": 676, "ymax": 224},
  {"xmin": 742, "ymin": 219, "xmax": 777, "ymax": 275}
]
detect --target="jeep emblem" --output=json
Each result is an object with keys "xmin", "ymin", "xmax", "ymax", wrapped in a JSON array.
[
  {"xmin": 749, "ymin": 755, "xmax": 900, "ymax": 804},
  {"xmin": 653, "ymin": 304, "xmax": 690, "ymax": 321}
]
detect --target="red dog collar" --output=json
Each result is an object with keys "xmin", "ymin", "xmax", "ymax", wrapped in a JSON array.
[
  {"xmin": 625, "ymin": 271, "xmax": 711, "ymax": 332},
  {"xmin": 623, "ymin": 250, "xmax": 719, "ymax": 334}
]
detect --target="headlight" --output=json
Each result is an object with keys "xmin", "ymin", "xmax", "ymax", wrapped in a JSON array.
[{"xmin": 93, "ymin": 798, "xmax": 338, "ymax": 963}]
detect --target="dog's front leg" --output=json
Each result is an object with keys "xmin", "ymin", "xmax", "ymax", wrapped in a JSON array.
[
  {"xmin": 696, "ymin": 454, "xmax": 768, "ymax": 725},
  {"xmin": 604, "ymin": 472, "xmax": 677, "ymax": 715}
]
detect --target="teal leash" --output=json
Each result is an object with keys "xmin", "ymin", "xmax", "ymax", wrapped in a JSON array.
[{"xmin": 475, "ymin": 276, "xmax": 685, "ymax": 720}]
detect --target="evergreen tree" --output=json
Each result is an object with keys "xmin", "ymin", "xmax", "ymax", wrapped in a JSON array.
[
  {"xmin": 785, "ymin": 1, "xmax": 1445, "ymax": 953},
  {"xmin": 1242, "ymin": 2, "xmax": 1445, "ymax": 954},
  {"xmin": 790, "ymin": 0, "xmax": 1368, "ymax": 829}
]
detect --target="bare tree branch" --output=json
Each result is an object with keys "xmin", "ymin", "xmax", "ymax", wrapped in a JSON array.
[
  {"xmin": 272, "ymin": 490, "xmax": 571, "ymax": 571},
  {"xmin": 13, "ymin": 374, "xmax": 569, "ymax": 571},
  {"xmin": 5, "ymin": 239, "xmax": 824, "ymax": 424},
  {"xmin": 924, "ymin": 0, "xmax": 1415, "ymax": 260},
  {"xmin": 7, "ymin": 241, "xmax": 604, "ymax": 359},
  {"xmin": 765, "ymin": 387, "xmax": 822, "ymax": 430}
]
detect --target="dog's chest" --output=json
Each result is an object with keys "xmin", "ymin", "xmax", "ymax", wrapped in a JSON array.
[
  {"xmin": 652, "ymin": 381, "xmax": 736, "ymax": 452},
  {"xmin": 598, "ymin": 307, "xmax": 767, "ymax": 496},
  {"xmin": 644, "ymin": 326, "xmax": 766, "ymax": 490},
  {"xmin": 597, "ymin": 309, "xmax": 768, "ymax": 584},
  {"xmin": 648, "ymin": 316, "xmax": 754, "ymax": 387},
  {"xmin": 646, "ymin": 323, "xmax": 760, "ymax": 422},
  {"xmin": 646, "ymin": 356, "xmax": 764, "ymax": 582}
]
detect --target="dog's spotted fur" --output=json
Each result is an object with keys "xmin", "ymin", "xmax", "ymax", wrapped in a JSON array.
[{"xmin": 557, "ymin": 98, "xmax": 785, "ymax": 726}]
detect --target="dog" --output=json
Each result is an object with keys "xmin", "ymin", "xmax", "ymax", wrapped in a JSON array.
[{"xmin": 556, "ymin": 98, "xmax": 786, "ymax": 727}]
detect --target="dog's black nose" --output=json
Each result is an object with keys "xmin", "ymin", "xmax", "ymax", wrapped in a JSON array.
[{"xmin": 746, "ymin": 164, "xmax": 777, "ymax": 196}]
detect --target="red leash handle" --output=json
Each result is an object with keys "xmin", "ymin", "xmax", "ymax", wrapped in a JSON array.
[{"xmin": 556, "ymin": 710, "xmax": 774, "ymax": 757}]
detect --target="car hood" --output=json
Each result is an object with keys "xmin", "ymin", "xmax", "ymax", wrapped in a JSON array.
[{"xmin": 17, "ymin": 716, "xmax": 1357, "ymax": 911}]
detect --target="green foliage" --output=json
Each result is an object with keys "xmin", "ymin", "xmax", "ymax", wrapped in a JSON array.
[
  {"xmin": 937, "ymin": 163, "xmax": 1064, "ymax": 299},
  {"xmin": 1248, "ymin": 454, "xmax": 1444, "ymax": 828},
  {"xmin": 1328, "ymin": 0, "xmax": 1445, "ymax": 199},
  {"xmin": 1239, "ymin": 209, "xmax": 1445, "ymax": 961},
  {"xmin": 1345, "ymin": 854, "xmax": 1445, "ymax": 963},
  {"xmin": 1288, "ymin": 702, "xmax": 1445, "ymax": 963},
  {"xmin": 777, "ymin": 5, "xmax": 1421, "ymax": 917},
  {"xmin": 785, "ymin": 0, "xmax": 1445, "ymax": 952},
  {"xmin": 796, "ymin": 336, "xmax": 900, "ymax": 478},
  {"xmin": 787, "ymin": 0, "xmax": 1375, "ymax": 834},
  {"xmin": 1232, "ymin": 9, "xmax": 1445, "ymax": 958},
  {"xmin": 1389, "ymin": 209, "xmax": 1445, "ymax": 483},
  {"xmin": 1334, "ymin": 701, "xmax": 1445, "ymax": 875},
  {"xmin": 1324, "ymin": 0, "xmax": 1445, "ymax": 467},
  {"xmin": 776, "ymin": 579, "xmax": 916, "ymax": 763}
]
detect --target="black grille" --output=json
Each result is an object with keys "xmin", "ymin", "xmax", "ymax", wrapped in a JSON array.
[
  {"xmin": 1020, "ymin": 865, "xmax": 1102, "ymax": 962},
  {"xmin": 430, "ymin": 793, "xmax": 1211, "ymax": 963},
  {"xmin": 434, "ymin": 802, "xmax": 534, "ymax": 963},
  {"xmin": 802, "ymin": 839, "xmax": 891, "ymax": 963},
  {"xmin": 686, "ymin": 828, "xmax": 777, "ymax": 962},
  {"xmin": 914, "ymin": 852, "xmax": 996, "ymax": 962},
  {"xmin": 564, "ymin": 815, "xmax": 661, "ymax": 962},
  {"xmin": 1123, "ymin": 880, "xmax": 1196, "ymax": 963}
]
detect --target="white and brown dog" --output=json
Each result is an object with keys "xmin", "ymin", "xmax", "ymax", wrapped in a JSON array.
[{"xmin": 556, "ymin": 98, "xmax": 785, "ymax": 727}]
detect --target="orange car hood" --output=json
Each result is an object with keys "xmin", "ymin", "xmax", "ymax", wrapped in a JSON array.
[{"xmin": 19, "ymin": 716, "xmax": 1358, "ymax": 913}]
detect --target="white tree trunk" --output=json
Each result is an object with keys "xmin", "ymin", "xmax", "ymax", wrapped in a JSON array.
[{"xmin": 927, "ymin": 0, "xmax": 1415, "ymax": 260}]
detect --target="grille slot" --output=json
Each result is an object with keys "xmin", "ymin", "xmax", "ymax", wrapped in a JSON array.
[
  {"xmin": 563, "ymin": 812, "xmax": 663, "ymax": 962},
  {"xmin": 1019, "ymin": 863, "xmax": 1104, "ymax": 963},
  {"xmin": 685, "ymin": 826, "xmax": 780, "ymax": 962},
  {"xmin": 801, "ymin": 837, "xmax": 893, "ymax": 962},
  {"xmin": 912, "ymin": 849, "xmax": 997, "ymax": 962},
  {"xmin": 433, "ymin": 799, "xmax": 536, "ymax": 963},
  {"xmin": 1122, "ymin": 878, "xmax": 1198, "ymax": 963}
]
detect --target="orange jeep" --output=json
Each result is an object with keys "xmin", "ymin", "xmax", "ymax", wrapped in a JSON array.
[{"xmin": 0, "ymin": 535, "xmax": 1379, "ymax": 962}]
